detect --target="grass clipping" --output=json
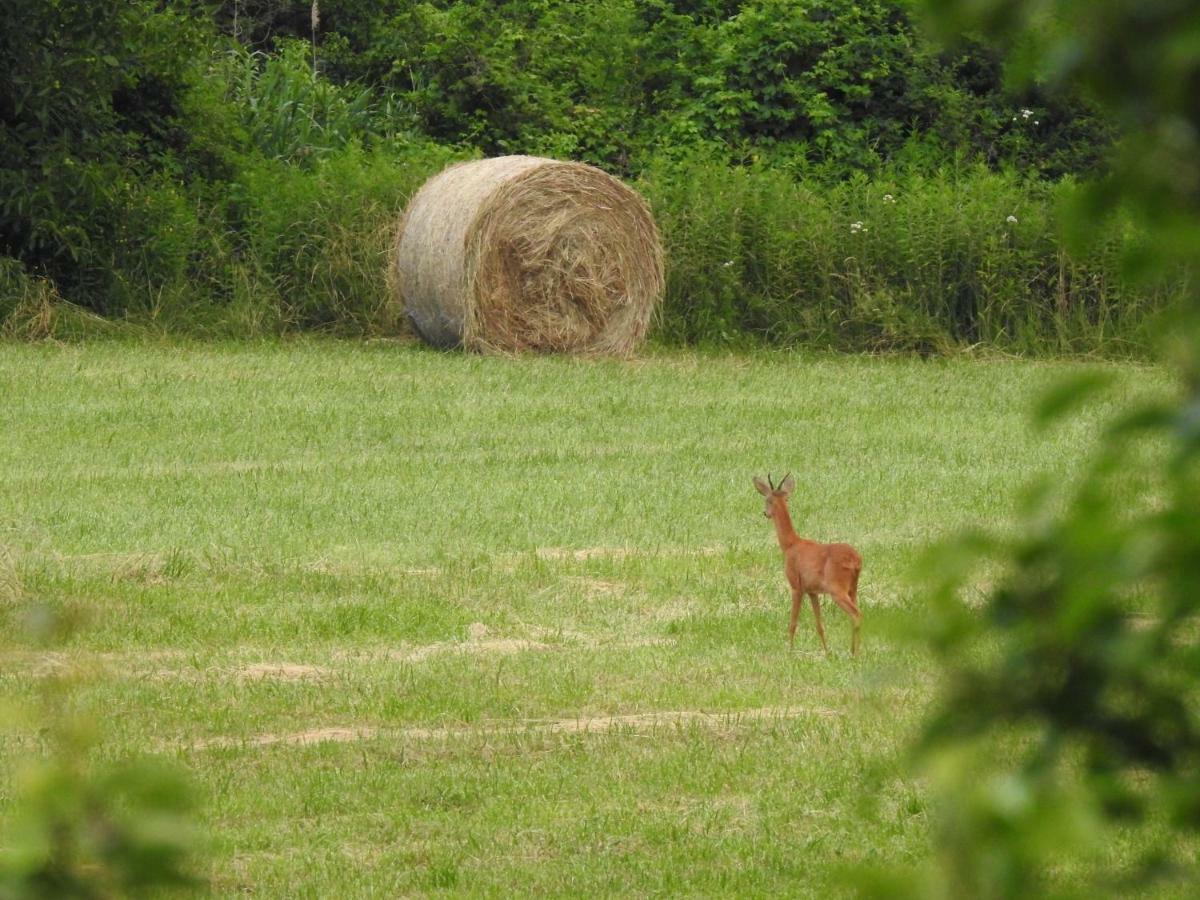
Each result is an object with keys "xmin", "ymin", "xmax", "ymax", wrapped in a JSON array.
[{"xmin": 394, "ymin": 156, "xmax": 663, "ymax": 354}]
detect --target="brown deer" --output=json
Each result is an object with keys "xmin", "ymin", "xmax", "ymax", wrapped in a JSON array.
[{"xmin": 754, "ymin": 473, "xmax": 863, "ymax": 655}]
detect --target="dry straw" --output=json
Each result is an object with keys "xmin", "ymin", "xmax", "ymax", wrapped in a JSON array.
[{"xmin": 393, "ymin": 155, "xmax": 663, "ymax": 354}]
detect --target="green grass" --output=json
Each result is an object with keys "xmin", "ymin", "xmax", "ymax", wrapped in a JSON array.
[{"xmin": 0, "ymin": 341, "xmax": 1177, "ymax": 895}]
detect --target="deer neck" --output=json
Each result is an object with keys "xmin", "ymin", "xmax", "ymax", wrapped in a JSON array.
[{"xmin": 771, "ymin": 500, "xmax": 800, "ymax": 550}]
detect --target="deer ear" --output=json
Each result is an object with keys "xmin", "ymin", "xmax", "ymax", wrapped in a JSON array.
[
  {"xmin": 780, "ymin": 474, "xmax": 796, "ymax": 496},
  {"xmin": 752, "ymin": 476, "xmax": 771, "ymax": 496}
]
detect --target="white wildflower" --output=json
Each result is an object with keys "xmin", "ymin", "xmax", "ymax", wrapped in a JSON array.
[
  {"xmin": 1021, "ymin": 108, "xmax": 1033, "ymax": 118},
  {"xmin": 882, "ymin": 194, "xmax": 895, "ymax": 203},
  {"xmin": 850, "ymin": 221, "xmax": 865, "ymax": 233},
  {"xmin": 1006, "ymin": 215, "xmax": 1019, "ymax": 224},
  {"xmin": 722, "ymin": 260, "xmax": 734, "ymax": 267}
]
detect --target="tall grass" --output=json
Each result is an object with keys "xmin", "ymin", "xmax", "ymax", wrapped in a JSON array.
[
  {"xmin": 0, "ymin": 143, "xmax": 466, "ymax": 339},
  {"xmin": 225, "ymin": 143, "xmax": 464, "ymax": 333},
  {"xmin": 221, "ymin": 41, "xmax": 412, "ymax": 165},
  {"xmin": 642, "ymin": 156, "xmax": 1182, "ymax": 355},
  {"xmin": 126, "ymin": 46, "xmax": 467, "ymax": 337},
  {"xmin": 1, "ymin": 139, "xmax": 1181, "ymax": 352}
]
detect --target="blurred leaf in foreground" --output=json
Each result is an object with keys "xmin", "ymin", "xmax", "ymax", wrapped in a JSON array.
[
  {"xmin": 893, "ymin": 1, "xmax": 1200, "ymax": 896},
  {"xmin": 0, "ymin": 606, "xmax": 205, "ymax": 899}
]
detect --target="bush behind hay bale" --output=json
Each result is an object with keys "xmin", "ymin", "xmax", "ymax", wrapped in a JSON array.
[{"xmin": 394, "ymin": 156, "xmax": 663, "ymax": 354}]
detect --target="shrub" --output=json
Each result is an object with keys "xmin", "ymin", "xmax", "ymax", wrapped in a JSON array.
[{"xmin": 0, "ymin": 1, "xmax": 217, "ymax": 313}]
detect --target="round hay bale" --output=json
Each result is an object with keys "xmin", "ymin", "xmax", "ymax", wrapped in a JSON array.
[{"xmin": 393, "ymin": 155, "xmax": 663, "ymax": 354}]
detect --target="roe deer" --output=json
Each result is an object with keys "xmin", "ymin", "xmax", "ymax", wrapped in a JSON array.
[{"xmin": 753, "ymin": 473, "xmax": 863, "ymax": 655}]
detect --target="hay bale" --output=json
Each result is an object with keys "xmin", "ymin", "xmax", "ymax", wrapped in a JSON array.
[{"xmin": 393, "ymin": 155, "xmax": 663, "ymax": 354}]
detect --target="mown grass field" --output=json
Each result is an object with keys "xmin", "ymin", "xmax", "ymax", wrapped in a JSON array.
[{"xmin": 0, "ymin": 341, "xmax": 1175, "ymax": 895}]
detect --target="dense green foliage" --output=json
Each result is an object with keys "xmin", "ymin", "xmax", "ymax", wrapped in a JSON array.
[
  {"xmin": 273, "ymin": 0, "xmax": 1114, "ymax": 176},
  {"xmin": 0, "ymin": 691, "xmax": 202, "ymax": 897},
  {"xmin": 0, "ymin": 0, "xmax": 219, "ymax": 313},
  {"xmin": 889, "ymin": 0, "xmax": 1200, "ymax": 895},
  {"xmin": 0, "ymin": 0, "xmax": 1176, "ymax": 354}
]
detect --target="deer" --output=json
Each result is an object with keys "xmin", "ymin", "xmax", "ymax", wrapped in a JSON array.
[{"xmin": 753, "ymin": 473, "xmax": 863, "ymax": 655}]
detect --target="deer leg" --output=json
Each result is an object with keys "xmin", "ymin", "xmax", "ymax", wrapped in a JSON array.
[
  {"xmin": 849, "ymin": 579, "xmax": 862, "ymax": 656},
  {"xmin": 788, "ymin": 588, "xmax": 803, "ymax": 648},
  {"xmin": 808, "ymin": 592, "xmax": 828, "ymax": 652},
  {"xmin": 830, "ymin": 590, "xmax": 863, "ymax": 656}
]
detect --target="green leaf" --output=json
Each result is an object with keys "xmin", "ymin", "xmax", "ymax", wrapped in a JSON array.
[{"xmin": 1033, "ymin": 371, "xmax": 1114, "ymax": 428}]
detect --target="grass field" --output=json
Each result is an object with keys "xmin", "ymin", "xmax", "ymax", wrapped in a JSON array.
[{"xmin": 0, "ymin": 341, "xmax": 1175, "ymax": 895}]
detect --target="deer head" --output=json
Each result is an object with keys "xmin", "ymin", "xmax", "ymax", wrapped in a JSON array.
[{"xmin": 753, "ymin": 473, "xmax": 795, "ymax": 517}]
